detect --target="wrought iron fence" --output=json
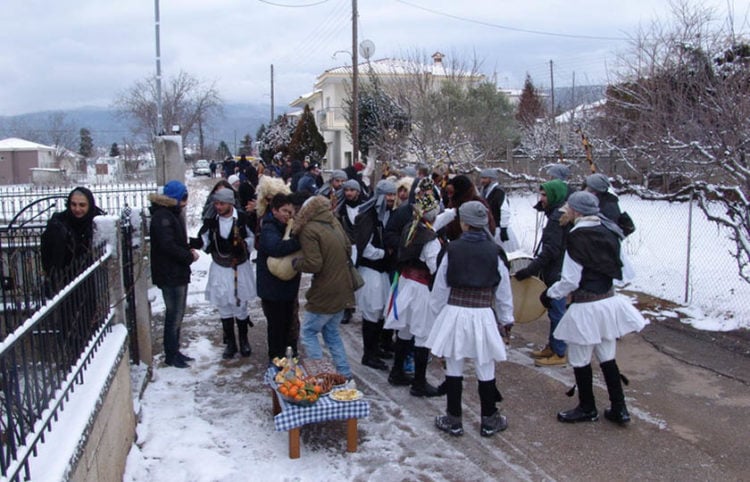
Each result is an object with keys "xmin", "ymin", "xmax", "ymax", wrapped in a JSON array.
[{"xmin": 0, "ymin": 239, "xmax": 112, "ymax": 481}]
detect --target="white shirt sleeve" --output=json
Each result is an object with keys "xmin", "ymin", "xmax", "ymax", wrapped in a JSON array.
[
  {"xmin": 494, "ymin": 260, "xmax": 514, "ymax": 325},
  {"xmin": 432, "ymin": 208, "xmax": 455, "ymax": 232},
  {"xmin": 361, "ymin": 234, "xmax": 385, "ymax": 260},
  {"xmin": 499, "ymin": 198, "xmax": 511, "ymax": 228},
  {"xmin": 429, "ymin": 254, "xmax": 450, "ymax": 318},
  {"xmin": 547, "ymin": 252, "xmax": 582, "ymax": 299},
  {"xmin": 420, "ymin": 238, "xmax": 442, "ymax": 274}
]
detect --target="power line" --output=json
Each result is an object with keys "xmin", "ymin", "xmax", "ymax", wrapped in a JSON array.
[{"xmin": 396, "ymin": 0, "xmax": 628, "ymax": 41}]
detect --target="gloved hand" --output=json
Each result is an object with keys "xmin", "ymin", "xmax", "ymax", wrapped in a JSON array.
[
  {"xmin": 188, "ymin": 237, "xmax": 202, "ymax": 249},
  {"xmin": 539, "ymin": 291, "xmax": 552, "ymax": 309},
  {"xmin": 514, "ymin": 268, "xmax": 531, "ymax": 281},
  {"xmin": 500, "ymin": 228, "xmax": 509, "ymax": 242}
]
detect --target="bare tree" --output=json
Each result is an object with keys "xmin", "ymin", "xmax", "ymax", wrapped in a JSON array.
[
  {"xmin": 113, "ymin": 70, "xmax": 223, "ymax": 145},
  {"xmin": 601, "ymin": 0, "xmax": 750, "ymax": 282}
]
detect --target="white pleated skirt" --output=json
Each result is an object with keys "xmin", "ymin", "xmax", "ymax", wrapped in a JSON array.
[
  {"xmin": 553, "ymin": 295, "xmax": 647, "ymax": 345},
  {"xmin": 205, "ymin": 260, "xmax": 257, "ymax": 306},
  {"xmin": 426, "ymin": 305, "xmax": 507, "ymax": 364},
  {"xmin": 355, "ymin": 266, "xmax": 391, "ymax": 321},
  {"xmin": 384, "ymin": 277, "xmax": 433, "ymax": 338}
]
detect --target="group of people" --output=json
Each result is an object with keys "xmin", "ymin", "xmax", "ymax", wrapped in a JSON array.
[{"xmin": 41, "ymin": 158, "xmax": 646, "ymax": 439}]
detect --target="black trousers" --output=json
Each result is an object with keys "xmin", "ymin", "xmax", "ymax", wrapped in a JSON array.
[{"xmin": 262, "ymin": 299, "xmax": 297, "ymax": 362}]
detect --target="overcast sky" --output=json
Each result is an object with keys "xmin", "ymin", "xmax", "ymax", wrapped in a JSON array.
[{"xmin": 2, "ymin": 0, "xmax": 748, "ymax": 116}]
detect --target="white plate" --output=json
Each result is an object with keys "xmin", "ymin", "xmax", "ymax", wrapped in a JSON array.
[{"xmin": 330, "ymin": 389, "xmax": 363, "ymax": 402}]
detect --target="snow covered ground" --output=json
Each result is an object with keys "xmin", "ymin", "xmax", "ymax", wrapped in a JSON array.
[{"xmin": 117, "ymin": 174, "xmax": 750, "ymax": 481}]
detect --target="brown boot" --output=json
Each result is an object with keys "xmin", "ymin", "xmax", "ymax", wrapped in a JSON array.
[{"xmin": 530, "ymin": 345, "xmax": 553, "ymax": 359}]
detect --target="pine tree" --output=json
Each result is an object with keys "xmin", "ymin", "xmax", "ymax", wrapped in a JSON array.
[
  {"xmin": 287, "ymin": 104, "xmax": 327, "ymax": 164},
  {"xmin": 109, "ymin": 142, "xmax": 121, "ymax": 157},
  {"xmin": 238, "ymin": 134, "xmax": 253, "ymax": 157},
  {"xmin": 516, "ymin": 74, "xmax": 547, "ymax": 128},
  {"xmin": 216, "ymin": 141, "xmax": 232, "ymax": 160},
  {"xmin": 79, "ymin": 128, "xmax": 94, "ymax": 158}
]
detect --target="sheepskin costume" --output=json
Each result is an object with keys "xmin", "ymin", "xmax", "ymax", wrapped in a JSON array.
[{"xmin": 256, "ymin": 176, "xmax": 291, "ymax": 218}]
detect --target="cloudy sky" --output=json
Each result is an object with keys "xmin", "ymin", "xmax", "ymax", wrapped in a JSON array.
[{"xmin": 2, "ymin": 0, "xmax": 747, "ymax": 116}]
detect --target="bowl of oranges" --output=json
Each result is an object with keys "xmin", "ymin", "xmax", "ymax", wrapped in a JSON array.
[{"xmin": 277, "ymin": 376, "xmax": 324, "ymax": 406}]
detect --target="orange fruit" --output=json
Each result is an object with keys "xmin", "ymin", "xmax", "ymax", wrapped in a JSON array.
[
  {"xmin": 313, "ymin": 385, "xmax": 322, "ymax": 394},
  {"xmin": 279, "ymin": 386, "xmax": 288, "ymax": 396}
]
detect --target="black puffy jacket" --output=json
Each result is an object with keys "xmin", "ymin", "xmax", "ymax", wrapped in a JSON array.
[{"xmin": 149, "ymin": 193, "xmax": 194, "ymax": 288}]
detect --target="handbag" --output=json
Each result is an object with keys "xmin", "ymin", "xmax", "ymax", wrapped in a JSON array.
[
  {"xmin": 349, "ymin": 261, "xmax": 365, "ymax": 291},
  {"xmin": 267, "ymin": 220, "xmax": 302, "ymax": 281}
]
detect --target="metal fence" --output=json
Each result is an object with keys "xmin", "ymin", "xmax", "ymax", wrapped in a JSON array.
[
  {"xmin": 0, "ymin": 238, "xmax": 112, "ymax": 481},
  {"xmin": 0, "ymin": 182, "xmax": 156, "ymax": 226}
]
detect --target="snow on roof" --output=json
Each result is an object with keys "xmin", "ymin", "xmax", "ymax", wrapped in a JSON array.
[
  {"xmin": 0, "ymin": 137, "xmax": 55, "ymax": 151},
  {"xmin": 320, "ymin": 57, "xmax": 481, "ymax": 79},
  {"xmin": 555, "ymin": 99, "xmax": 607, "ymax": 124}
]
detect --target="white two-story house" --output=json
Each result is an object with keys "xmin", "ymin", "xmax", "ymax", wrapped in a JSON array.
[{"xmin": 290, "ymin": 52, "xmax": 485, "ymax": 171}]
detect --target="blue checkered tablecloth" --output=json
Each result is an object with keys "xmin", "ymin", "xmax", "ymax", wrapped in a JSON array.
[{"xmin": 264, "ymin": 366, "xmax": 370, "ymax": 432}]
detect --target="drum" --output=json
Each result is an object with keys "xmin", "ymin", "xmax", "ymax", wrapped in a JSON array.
[{"xmin": 507, "ymin": 254, "xmax": 547, "ymax": 323}]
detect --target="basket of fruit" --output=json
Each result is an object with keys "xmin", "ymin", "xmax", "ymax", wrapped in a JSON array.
[{"xmin": 277, "ymin": 376, "xmax": 324, "ymax": 406}]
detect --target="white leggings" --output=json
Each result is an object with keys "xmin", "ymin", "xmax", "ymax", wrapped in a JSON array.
[
  {"xmin": 566, "ymin": 339, "xmax": 617, "ymax": 368},
  {"xmin": 444, "ymin": 357, "xmax": 496, "ymax": 381},
  {"xmin": 216, "ymin": 300, "xmax": 249, "ymax": 319}
]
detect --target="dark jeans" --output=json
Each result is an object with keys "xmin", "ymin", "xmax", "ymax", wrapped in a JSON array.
[
  {"xmin": 161, "ymin": 284, "xmax": 188, "ymax": 363},
  {"xmin": 548, "ymin": 296, "xmax": 568, "ymax": 356},
  {"xmin": 262, "ymin": 299, "xmax": 297, "ymax": 362}
]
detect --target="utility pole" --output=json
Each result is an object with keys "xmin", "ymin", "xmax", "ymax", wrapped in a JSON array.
[
  {"xmin": 549, "ymin": 59, "xmax": 555, "ymax": 124},
  {"xmin": 351, "ymin": 0, "xmax": 359, "ymax": 165},
  {"xmin": 154, "ymin": 0, "xmax": 163, "ymax": 135},
  {"xmin": 268, "ymin": 64, "xmax": 274, "ymax": 126}
]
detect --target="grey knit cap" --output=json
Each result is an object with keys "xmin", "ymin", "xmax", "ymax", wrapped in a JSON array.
[
  {"xmin": 342, "ymin": 179, "xmax": 361, "ymax": 192},
  {"xmin": 585, "ymin": 173, "xmax": 610, "ymax": 193},
  {"xmin": 567, "ymin": 191, "xmax": 599, "ymax": 215},
  {"xmin": 212, "ymin": 188, "xmax": 235, "ymax": 204},
  {"xmin": 331, "ymin": 169, "xmax": 348, "ymax": 180},
  {"xmin": 458, "ymin": 200, "xmax": 488, "ymax": 228},
  {"xmin": 480, "ymin": 168, "xmax": 498, "ymax": 179},
  {"xmin": 546, "ymin": 164, "xmax": 570, "ymax": 180},
  {"xmin": 375, "ymin": 179, "xmax": 397, "ymax": 195},
  {"xmin": 402, "ymin": 166, "xmax": 417, "ymax": 177}
]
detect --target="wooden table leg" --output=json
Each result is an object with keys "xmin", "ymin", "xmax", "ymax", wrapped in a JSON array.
[
  {"xmin": 289, "ymin": 428, "xmax": 301, "ymax": 459},
  {"xmin": 346, "ymin": 418, "xmax": 357, "ymax": 453},
  {"xmin": 271, "ymin": 390, "xmax": 280, "ymax": 415}
]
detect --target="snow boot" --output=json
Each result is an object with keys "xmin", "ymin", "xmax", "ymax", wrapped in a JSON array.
[
  {"xmin": 435, "ymin": 376, "xmax": 463, "ymax": 436},
  {"xmin": 361, "ymin": 320, "xmax": 388, "ymax": 371},
  {"xmin": 478, "ymin": 379, "xmax": 506, "ymax": 436},
  {"xmin": 388, "ymin": 337, "xmax": 414, "ymax": 386},
  {"xmin": 409, "ymin": 346, "xmax": 440, "ymax": 397}
]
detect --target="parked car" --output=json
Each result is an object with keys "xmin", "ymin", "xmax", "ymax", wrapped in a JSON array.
[{"xmin": 193, "ymin": 159, "xmax": 211, "ymax": 177}]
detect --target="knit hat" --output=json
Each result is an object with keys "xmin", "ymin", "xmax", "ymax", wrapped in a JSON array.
[
  {"xmin": 567, "ymin": 191, "xmax": 600, "ymax": 215},
  {"xmin": 585, "ymin": 173, "xmax": 610, "ymax": 193},
  {"xmin": 402, "ymin": 166, "xmax": 417, "ymax": 177},
  {"xmin": 458, "ymin": 201, "xmax": 488, "ymax": 229},
  {"xmin": 375, "ymin": 179, "xmax": 397, "ymax": 196},
  {"xmin": 546, "ymin": 164, "xmax": 570, "ymax": 181},
  {"xmin": 307, "ymin": 162, "xmax": 321, "ymax": 171},
  {"xmin": 353, "ymin": 161, "xmax": 365, "ymax": 172},
  {"xmin": 212, "ymin": 188, "xmax": 235, "ymax": 204},
  {"xmin": 480, "ymin": 168, "xmax": 498, "ymax": 179},
  {"xmin": 416, "ymin": 176, "xmax": 435, "ymax": 195},
  {"xmin": 342, "ymin": 179, "xmax": 361, "ymax": 192},
  {"xmin": 540, "ymin": 179, "xmax": 568, "ymax": 207},
  {"xmin": 163, "ymin": 180, "xmax": 187, "ymax": 202},
  {"xmin": 227, "ymin": 174, "xmax": 240, "ymax": 185},
  {"xmin": 331, "ymin": 169, "xmax": 348, "ymax": 180}
]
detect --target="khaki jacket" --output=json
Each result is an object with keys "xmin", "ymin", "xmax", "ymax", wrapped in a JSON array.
[{"xmin": 293, "ymin": 196, "xmax": 355, "ymax": 313}]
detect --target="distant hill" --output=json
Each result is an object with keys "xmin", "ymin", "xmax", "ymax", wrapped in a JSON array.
[{"xmin": 0, "ymin": 103, "xmax": 280, "ymax": 153}]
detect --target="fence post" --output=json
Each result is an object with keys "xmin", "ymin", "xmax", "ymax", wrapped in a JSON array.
[{"xmin": 685, "ymin": 187, "xmax": 694, "ymax": 304}]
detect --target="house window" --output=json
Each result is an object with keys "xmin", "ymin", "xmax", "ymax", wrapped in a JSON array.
[{"xmin": 345, "ymin": 152, "xmax": 352, "ymax": 165}]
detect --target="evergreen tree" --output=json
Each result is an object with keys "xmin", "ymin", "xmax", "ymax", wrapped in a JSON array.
[
  {"xmin": 238, "ymin": 134, "xmax": 253, "ymax": 157},
  {"xmin": 287, "ymin": 104, "xmax": 327, "ymax": 163},
  {"xmin": 258, "ymin": 115, "xmax": 295, "ymax": 166},
  {"xmin": 79, "ymin": 128, "xmax": 94, "ymax": 158},
  {"xmin": 216, "ymin": 141, "xmax": 232, "ymax": 160},
  {"xmin": 516, "ymin": 74, "xmax": 547, "ymax": 127},
  {"xmin": 109, "ymin": 142, "xmax": 121, "ymax": 157}
]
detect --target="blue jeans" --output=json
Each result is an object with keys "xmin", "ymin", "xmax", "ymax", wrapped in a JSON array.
[
  {"xmin": 161, "ymin": 284, "xmax": 188, "ymax": 362},
  {"xmin": 301, "ymin": 310, "xmax": 351, "ymax": 378},
  {"xmin": 548, "ymin": 297, "xmax": 568, "ymax": 356}
]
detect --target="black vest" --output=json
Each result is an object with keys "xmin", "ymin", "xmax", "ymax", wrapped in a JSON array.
[
  {"xmin": 446, "ymin": 236, "xmax": 500, "ymax": 289},
  {"xmin": 567, "ymin": 224, "xmax": 622, "ymax": 294},
  {"xmin": 206, "ymin": 212, "xmax": 250, "ymax": 267},
  {"xmin": 397, "ymin": 223, "xmax": 437, "ymax": 271}
]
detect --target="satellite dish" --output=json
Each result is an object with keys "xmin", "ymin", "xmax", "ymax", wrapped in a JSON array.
[{"xmin": 359, "ymin": 39, "xmax": 375, "ymax": 60}]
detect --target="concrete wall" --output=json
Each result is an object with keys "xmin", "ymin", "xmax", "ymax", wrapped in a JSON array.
[{"xmin": 69, "ymin": 347, "xmax": 136, "ymax": 482}]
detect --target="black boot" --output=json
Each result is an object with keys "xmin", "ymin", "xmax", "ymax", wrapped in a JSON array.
[
  {"xmin": 236, "ymin": 317, "xmax": 252, "ymax": 357},
  {"xmin": 361, "ymin": 320, "xmax": 388, "ymax": 371},
  {"xmin": 375, "ymin": 320, "xmax": 394, "ymax": 359},
  {"xmin": 557, "ymin": 364, "xmax": 599, "ymax": 423},
  {"xmin": 410, "ymin": 347, "xmax": 440, "ymax": 397},
  {"xmin": 435, "ymin": 376, "xmax": 463, "ymax": 436},
  {"xmin": 221, "ymin": 318, "xmax": 238, "ymax": 359},
  {"xmin": 478, "ymin": 379, "xmax": 507, "ymax": 436},
  {"xmin": 601, "ymin": 359, "xmax": 631, "ymax": 426},
  {"xmin": 341, "ymin": 307, "xmax": 354, "ymax": 325},
  {"xmin": 388, "ymin": 337, "xmax": 414, "ymax": 386}
]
